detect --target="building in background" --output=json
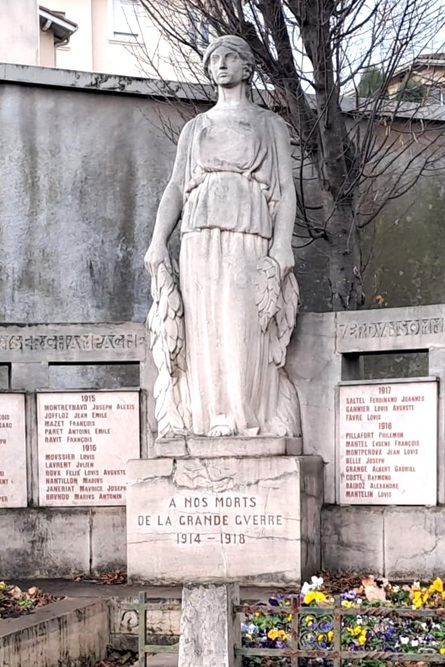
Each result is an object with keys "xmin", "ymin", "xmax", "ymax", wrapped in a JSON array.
[
  {"xmin": 388, "ymin": 54, "xmax": 445, "ymax": 104},
  {"xmin": 39, "ymin": 5, "xmax": 78, "ymax": 66},
  {"xmin": 0, "ymin": 0, "xmax": 201, "ymax": 82}
]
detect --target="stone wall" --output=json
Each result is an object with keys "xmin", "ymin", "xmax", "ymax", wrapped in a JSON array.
[
  {"xmin": 0, "ymin": 66, "xmax": 181, "ymax": 324},
  {"xmin": 1, "ymin": 63, "xmax": 445, "ymax": 324}
]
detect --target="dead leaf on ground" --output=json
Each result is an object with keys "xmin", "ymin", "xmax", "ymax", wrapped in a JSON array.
[{"xmin": 74, "ymin": 570, "xmax": 127, "ymax": 585}]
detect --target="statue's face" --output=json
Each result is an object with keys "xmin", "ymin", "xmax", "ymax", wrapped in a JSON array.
[{"xmin": 209, "ymin": 46, "xmax": 249, "ymax": 87}]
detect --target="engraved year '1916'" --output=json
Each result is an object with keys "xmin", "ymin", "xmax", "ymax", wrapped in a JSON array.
[{"xmin": 176, "ymin": 533, "xmax": 246, "ymax": 545}]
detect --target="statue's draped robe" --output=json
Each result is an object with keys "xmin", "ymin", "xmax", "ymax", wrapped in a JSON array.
[{"xmin": 178, "ymin": 107, "xmax": 300, "ymax": 436}]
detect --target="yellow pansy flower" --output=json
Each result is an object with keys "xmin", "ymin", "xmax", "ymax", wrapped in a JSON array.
[
  {"xmin": 287, "ymin": 613, "xmax": 293, "ymax": 621},
  {"xmin": 305, "ymin": 615, "xmax": 314, "ymax": 625},
  {"xmin": 440, "ymin": 647, "xmax": 445, "ymax": 655},
  {"xmin": 358, "ymin": 632, "xmax": 367, "ymax": 645},
  {"xmin": 268, "ymin": 629, "xmax": 280, "ymax": 640},
  {"xmin": 430, "ymin": 578, "xmax": 444, "ymax": 593},
  {"xmin": 412, "ymin": 590, "xmax": 423, "ymax": 608},
  {"xmin": 328, "ymin": 630, "xmax": 334, "ymax": 641},
  {"xmin": 304, "ymin": 591, "xmax": 326, "ymax": 604},
  {"xmin": 341, "ymin": 600, "xmax": 354, "ymax": 608}
]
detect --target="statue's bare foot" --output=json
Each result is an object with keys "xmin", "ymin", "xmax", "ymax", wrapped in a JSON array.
[
  {"xmin": 208, "ymin": 425, "xmax": 234, "ymax": 437},
  {"xmin": 208, "ymin": 414, "xmax": 235, "ymax": 437}
]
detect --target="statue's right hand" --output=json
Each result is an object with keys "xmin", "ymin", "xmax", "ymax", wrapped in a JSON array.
[{"xmin": 144, "ymin": 243, "xmax": 171, "ymax": 275}]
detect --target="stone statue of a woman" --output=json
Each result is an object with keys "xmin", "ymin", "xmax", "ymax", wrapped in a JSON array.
[{"xmin": 145, "ymin": 35, "xmax": 301, "ymax": 439}]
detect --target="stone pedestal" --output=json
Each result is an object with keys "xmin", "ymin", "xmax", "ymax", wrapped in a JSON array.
[
  {"xmin": 126, "ymin": 439, "xmax": 323, "ymax": 586},
  {"xmin": 178, "ymin": 584, "xmax": 240, "ymax": 667}
]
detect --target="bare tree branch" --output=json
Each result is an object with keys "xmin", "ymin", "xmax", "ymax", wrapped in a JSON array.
[{"xmin": 135, "ymin": 0, "xmax": 445, "ymax": 310}]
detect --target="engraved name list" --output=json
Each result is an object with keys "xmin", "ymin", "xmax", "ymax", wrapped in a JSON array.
[
  {"xmin": 0, "ymin": 394, "xmax": 27, "ymax": 508},
  {"xmin": 339, "ymin": 380, "xmax": 437, "ymax": 505},
  {"xmin": 37, "ymin": 391, "xmax": 140, "ymax": 507}
]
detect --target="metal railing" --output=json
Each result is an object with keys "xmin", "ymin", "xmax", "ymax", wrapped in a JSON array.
[
  {"xmin": 132, "ymin": 591, "xmax": 445, "ymax": 665},
  {"xmin": 131, "ymin": 592, "xmax": 181, "ymax": 666},
  {"xmin": 235, "ymin": 597, "xmax": 445, "ymax": 665}
]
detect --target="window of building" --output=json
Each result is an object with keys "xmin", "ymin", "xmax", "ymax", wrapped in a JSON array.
[
  {"xmin": 187, "ymin": 8, "xmax": 209, "ymax": 50},
  {"xmin": 112, "ymin": 0, "xmax": 140, "ymax": 41},
  {"xmin": 429, "ymin": 87, "xmax": 445, "ymax": 104}
]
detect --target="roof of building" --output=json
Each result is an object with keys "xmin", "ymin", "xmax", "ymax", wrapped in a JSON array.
[
  {"xmin": 39, "ymin": 6, "xmax": 78, "ymax": 44},
  {"xmin": 391, "ymin": 53, "xmax": 445, "ymax": 81}
]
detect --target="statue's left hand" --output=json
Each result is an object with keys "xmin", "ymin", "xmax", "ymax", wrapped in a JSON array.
[
  {"xmin": 144, "ymin": 243, "xmax": 171, "ymax": 275},
  {"xmin": 269, "ymin": 243, "xmax": 294, "ymax": 280}
]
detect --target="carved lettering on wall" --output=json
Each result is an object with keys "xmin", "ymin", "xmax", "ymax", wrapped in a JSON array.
[
  {"xmin": 0, "ymin": 333, "xmax": 144, "ymax": 353},
  {"xmin": 338, "ymin": 317, "xmax": 444, "ymax": 341}
]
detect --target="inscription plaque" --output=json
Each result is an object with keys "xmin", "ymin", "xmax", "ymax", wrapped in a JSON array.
[
  {"xmin": 338, "ymin": 380, "xmax": 437, "ymax": 505},
  {"xmin": 0, "ymin": 394, "xmax": 27, "ymax": 508},
  {"xmin": 127, "ymin": 456, "xmax": 315, "ymax": 585},
  {"xmin": 37, "ymin": 391, "xmax": 140, "ymax": 507}
]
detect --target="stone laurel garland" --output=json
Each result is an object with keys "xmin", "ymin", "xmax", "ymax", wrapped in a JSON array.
[{"xmin": 146, "ymin": 261, "xmax": 188, "ymax": 439}]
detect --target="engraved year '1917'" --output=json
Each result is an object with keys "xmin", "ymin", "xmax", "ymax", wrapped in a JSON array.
[{"xmin": 176, "ymin": 533, "xmax": 246, "ymax": 545}]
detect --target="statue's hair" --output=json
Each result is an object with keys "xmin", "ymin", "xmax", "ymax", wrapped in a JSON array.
[{"xmin": 203, "ymin": 35, "xmax": 256, "ymax": 85}]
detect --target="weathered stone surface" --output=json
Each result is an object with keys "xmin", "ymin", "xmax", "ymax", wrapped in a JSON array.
[
  {"xmin": 384, "ymin": 507, "xmax": 445, "ymax": 579},
  {"xmin": 154, "ymin": 438, "xmax": 188, "ymax": 458},
  {"xmin": 127, "ymin": 454, "xmax": 323, "ymax": 585},
  {"xmin": 321, "ymin": 505, "xmax": 385, "ymax": 574},
  {"xmin": 288, "ymin": 312, "xmax": 340, "ymax": 503},
  {"xmin": 322, "ymin": 506, "xmax": 445, "ymax": 578},
  {"xmin": 0, "ymin": 508, "xmax": 90, "ymax": 578},
  {"xmin": 37, "ymin": 391, "xmax": 140, "ymax": 507},
  {"xmin": 187, "ymin": 436, "xmax": 287, "ymax": 457},
  {"xmin": 0, "ymin": 598, "xmax": 108, "ymax": 667},
  {"xmin": 429, "ymin": 348, "xmax": 445, "ymax": 505},
  {"xmin": 300, "ymin": 456, "xmax": 324, "ymax": 577},
  {"xmin": 0, "ymin": 393, "xmax": 27, "ymax": 508},
  {"xmin": 338, "ymin": 379, "xmax": 437, "ymax": 505},
  {"xmin": 155, "ymin": 436, "xmax": 292, "ymax": 458},
  {"xmin": 91, "ymin": 507, "xmax": 127, "ymax": 574},
  {"xmin": 10, "ymin": 362, "xmax": 49, "ymax": 390},
  {"xmin": 178, "ymin": 584, "xmax": 240, "ymax": 667}
]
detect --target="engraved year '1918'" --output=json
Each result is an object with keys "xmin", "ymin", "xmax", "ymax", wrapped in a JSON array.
[{"xmin": 176, "ymin": 533, "xmax": 246, "ymax": 545}]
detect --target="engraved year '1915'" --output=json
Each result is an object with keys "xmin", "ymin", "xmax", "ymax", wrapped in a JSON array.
[
  {"xmin": 176, "ymin": 533, "xmax": 246, "ymax": 545},
  {"xmin": 81, "ymin": 394, "xmax": 96, "ymax": 402}
]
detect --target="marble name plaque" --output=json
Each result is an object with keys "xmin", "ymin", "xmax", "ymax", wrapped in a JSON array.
[
  {"xmin": 0, "ymin": 394, "xmax": 27, "ymax": 508},
  {"xmin": 37, "ymin": 391, "xmax": 140, "ymax": 507},
  {"xmin": 338, "ymin": 380, "xmax": 437, "ymax": 505}
]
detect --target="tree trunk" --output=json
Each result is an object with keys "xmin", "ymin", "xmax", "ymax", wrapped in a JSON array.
[{"xmin": 321, "ymin": 199, "xmax": 363, "ymax": 311}]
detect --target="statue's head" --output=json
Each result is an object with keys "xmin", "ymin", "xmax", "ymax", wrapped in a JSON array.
[{"xmin": 203, "ymin": 35, "xmax": 256, "ymax": 86}]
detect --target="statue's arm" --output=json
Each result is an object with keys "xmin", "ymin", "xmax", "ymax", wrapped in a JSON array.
[
  {"xmin": 144, "ymin": 120, "xmax": 194, "ymax": 273},
  {"xmin": 269, "ymin": 116, "xmax": 297, "ymax": 279}
]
